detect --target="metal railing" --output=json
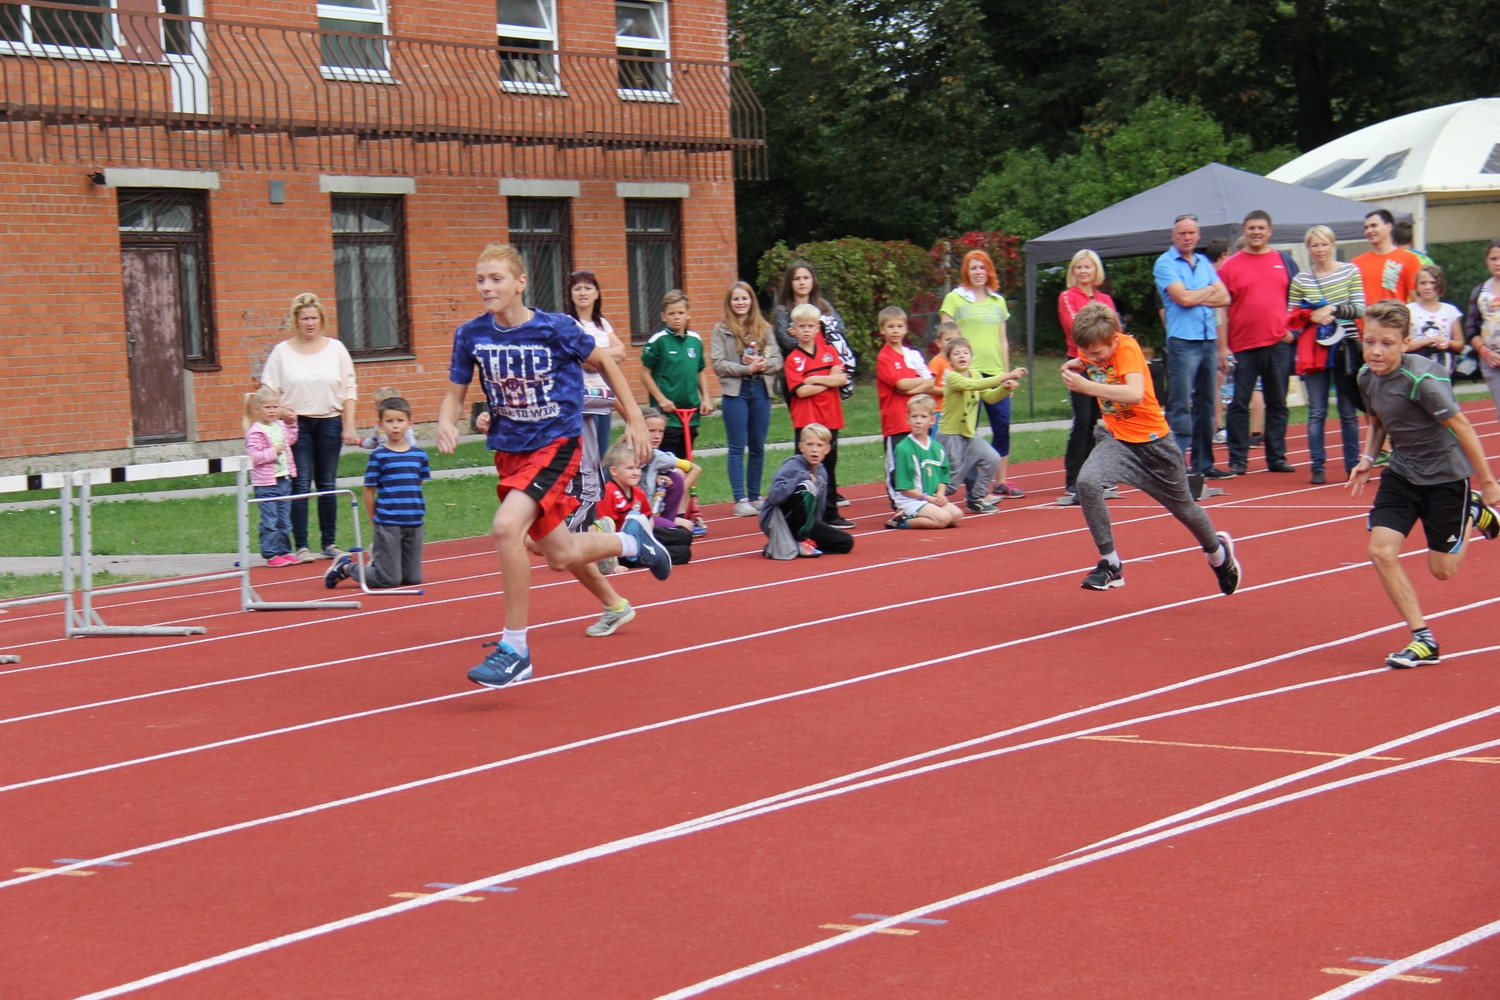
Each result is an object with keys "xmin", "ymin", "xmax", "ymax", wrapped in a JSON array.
[{"xmin": 0, "ymin": 1, "xmax": 766, "ymax": 180}]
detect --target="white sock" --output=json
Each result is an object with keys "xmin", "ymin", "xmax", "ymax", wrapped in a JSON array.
[
  {"xmin": 1207, "ymin": 544, "xmax": 1227, "ymax": 568},
  {"xmin": 617, "ymin": 532, "xmax": 639, "ymax": 559},
  {"xmin": 501, "ymin": 628, "xmax": 528, "ymax": 654},
  {"xmin": 1101, "ymin": 551, "xmax": 1121, "ymax": 568}
]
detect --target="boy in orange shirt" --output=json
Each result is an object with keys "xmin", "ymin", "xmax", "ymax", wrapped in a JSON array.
[{"xmin": 1060, "ymin": 303, "xmax": 1242, "ymax": 594}]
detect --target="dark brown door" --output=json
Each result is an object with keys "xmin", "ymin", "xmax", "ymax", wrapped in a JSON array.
[{"xmin": 122, "ymin": 246, "xmax": 188, "ymax": 442}]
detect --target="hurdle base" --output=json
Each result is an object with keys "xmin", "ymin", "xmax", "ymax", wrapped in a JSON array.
[
  {"xmin": 69, "ymin": 626, "xmax": 207, "ymax": 637},
  {"xmin": 247, "ymin": 600, "xmax": 362, "ymax": 611},
  {"xmin": 0, "ymin": 655, "xmax": 18, "ymax": 664}
]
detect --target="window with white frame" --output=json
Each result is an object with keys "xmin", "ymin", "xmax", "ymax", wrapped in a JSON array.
[
  {"xmin": 615, "ymin": 0, "xmax": 668, "ymax": 96},
  {"xmin": 0, "ymin": 0, "xmax": 113, "ymax": 54},
  {"xmin": 496, "ymin": 0, "xmax": 558, "ymax": 91},
  {"xmin": 318, "ymin": 0, "xmax": 390, "ymax": 82}
]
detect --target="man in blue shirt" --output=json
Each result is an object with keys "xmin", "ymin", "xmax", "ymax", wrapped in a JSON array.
[{"xmin": 1155, "ymin": 214, "xmax": 1233, "ymax": 479}]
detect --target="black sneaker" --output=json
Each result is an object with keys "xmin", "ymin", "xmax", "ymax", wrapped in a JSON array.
[
  {"xmin": 323, "ymin": 553, "xmax": 352, "ymax": 589},
  {"xmin": 884, "ymin": 513, "xmax": 910, "ymax": 529},
  {"xmin": 1229, "ymin": 463, "xmax": 1248, "ymax": 476},
  {"xmin": 1202, "ymin": 466, "xmax": 1236, "ymax": 479},
  {"xmin": 824, "ymin": 516, "xmax": 855, "ymax": 529},
  {"xmin": 1210, "ymin": 531, "xmax": 1241, "ymax": 595},
  {"xmin": 1470, "ymin": 490, "xmax": 1500, "ymax": 541},
  {"xmin": 1386, "ymin": 636, "xmax": 1439, "ymax": 669},
  {"xmin": 1081, "ymin": 559, "xmax": 1124, "ymax": 590},
  {"xmin": 966, "ymin": 498, "xmax": 998, "ymax": 513}
]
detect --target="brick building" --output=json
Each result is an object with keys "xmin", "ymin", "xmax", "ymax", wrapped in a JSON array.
[{"xmin": 0, "ymin": 0, "xmax": 764, "ymax": 471}]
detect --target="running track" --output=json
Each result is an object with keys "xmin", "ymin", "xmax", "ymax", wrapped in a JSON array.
[{"xmin": 3, "ymin": 403, "xmax": 1498, "ymax": 999}]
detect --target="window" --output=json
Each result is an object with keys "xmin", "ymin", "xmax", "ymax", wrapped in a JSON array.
[
  {"xmin": 318, "ymin": 0, "xmax": 390, "ymax": 82},
  {"xmin": 1349, "ymin": 150, "xmax": 1409, "ymax": 188},
  {"xmin": 508, "ymin": 198, "xmax": 572, "ymax": 313},
  {"xmin": 1294, "ymin": 159, "xmax": 1364, "ymax": 192},
  {"xmin": 117, "ymin": 189, "xmax": 215, "ymax": 365},
  {"xmin": 497, "ymin": 0, "xmax": 558, "ymax": 92},
  {"xmin": 616, "ymin": 0, "xmax": 669, "ymax": 96},
  {"xmin": 0, "ymin": 0, "xmax": 112, "ymax": 53},
  {"xmin": 331, "ymin": 196, "xmax": 410, "ymax": 356},
  {"xmin": 624, "ymin": 199, "xmax": 680, "ymax": 343}
]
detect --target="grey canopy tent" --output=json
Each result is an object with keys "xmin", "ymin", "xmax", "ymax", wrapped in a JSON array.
[{"xmin": 1017, "ymin": 162, "xmax": 1383, "ymax": 413}]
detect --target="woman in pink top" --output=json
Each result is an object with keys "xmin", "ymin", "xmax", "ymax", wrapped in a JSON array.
[
  {"xmin": 260, "ymin": 292, "xmax": 359, "ymax": 561},
  {"xmin": 1057, "ymin": 249, "xmax": 1115, "ymax": 503}
]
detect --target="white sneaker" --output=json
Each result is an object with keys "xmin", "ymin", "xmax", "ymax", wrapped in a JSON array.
[{"xmin": 734, "ymin": 500, "xmax": 758, "ymax": 517}]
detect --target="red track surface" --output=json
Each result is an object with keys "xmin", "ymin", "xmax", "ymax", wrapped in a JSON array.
[{"xmin": 3, "ymin": 404, "xmax": 1498, "ymax": 999}]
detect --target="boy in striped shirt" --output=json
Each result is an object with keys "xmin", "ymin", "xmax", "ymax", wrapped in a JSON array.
[{"xmin": 326, "ymin": 395, "xmax": 430, "ymax": 590}]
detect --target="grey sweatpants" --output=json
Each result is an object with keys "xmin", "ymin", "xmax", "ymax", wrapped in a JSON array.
[
  {"xmin": 1077, "ymin": 427, "xmax": 1219, "ymax": 557},
  {"xmin": 354, "ymin": 521, "xmax": 424, "ymax": 588},
  {"xmin": 936, "ymin": 432, "xmax": 1000, "ymax": 501}
]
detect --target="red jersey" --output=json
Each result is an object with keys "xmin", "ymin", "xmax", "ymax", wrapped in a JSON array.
[
  {"xmin": 783, "ymin": 337, "xmax": 845, "ymax": 430},
  {"xmin": 1217, "ymin": 249, "xmax": 1293, "ymax": 352},
  {"xmin": 600, "ymin": 479, "xmax": 650, "ymax": 529},
  {"xmin": 876, "ymin": 343, "xmax": 929, "ymax": 436}
]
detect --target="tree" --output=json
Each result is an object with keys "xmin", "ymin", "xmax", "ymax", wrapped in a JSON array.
[{"xmin": 730, "ymin": 0, "xmax": 1007, "ymax": 276}]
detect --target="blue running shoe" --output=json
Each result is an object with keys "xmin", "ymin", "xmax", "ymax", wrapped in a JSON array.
[
  {"xmin": 467, "ymin": 641, "xmax": 533, "ymax": 688},
  {"xmin": 324, "ymin": 553, "xmax": 352, "ymax": 589},
  {"xmin": 623, "ymin": 512, "xmax": 672, "ymax": 581}
]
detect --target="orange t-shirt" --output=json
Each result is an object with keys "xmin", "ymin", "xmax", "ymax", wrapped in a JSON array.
[
  {"xmin": 928, "ymin": 355, "xmax": 950, "ymax": 412},
  {"xmin": 1083, "ymin": 333, "xmax": 1170, "ymax": 444}
]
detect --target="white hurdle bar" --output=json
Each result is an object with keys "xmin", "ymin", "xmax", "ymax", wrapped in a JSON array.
[{"xmin": 241, "ymin": 487, "xmax": 367, "ymax": 609}]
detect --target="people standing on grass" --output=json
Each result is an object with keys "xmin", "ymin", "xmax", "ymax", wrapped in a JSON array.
[
  {"xmin": 243, "ymin": 388, "xmax": 299, "ymax": 567},
  {"xmin": 875, "ymin": 305, "xmax": 935, "ymax": 508},
  {"xmin": 1057, "ymin": 249, "xmax": 1115, "ymax": 503},
  {"xmin": 783, "ymin": 303, "xmax": 854, "ymax": 529},
  {"xmin": 564, "ymin": 269, "xmax": 627, "ymax": 462},
  {"xmin": 260, "ymin": 292, "xmax": 360, "ymax": 563},
  {"xmin": 1346, "ymin": 300, "xmax": 1499, "ymax": 669},
  {"xmin": 1289, "ymin": 225, "xmax": 1365, "ymax": 485},
  {"xmin": 1352, "ymin": 209, "xmax": 1422, "ymax": 307},
  {"xmin": 1463, "ymin": 238, "xmax": 1500, "ymax": 422},
  {"xmin": 709, "ymin": 281, "xmax": 782, "ymax": 517},
  {"xmin": 437, "ymin": 244, "xmax": 670, "ymax": 690},
  {"xmin": 1061, "ymin": 303, "xmax": 1242, "ymax": 597},
  {"xmin": 941, "ymin": 249, "xmax": 1023, "ymax": 498}
]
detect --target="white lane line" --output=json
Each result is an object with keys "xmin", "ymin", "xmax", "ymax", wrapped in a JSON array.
[
  {"xmin": 649, "ymin": 736, "xmax": 1500, "ymax": 1000},
  {"xmin": 68, "ymin": 727, "xmax": 1500, "ymax": 1000},
  {"xmin": 1305, "ymin": 917, "xmax": 1500, "ymax": 998}
]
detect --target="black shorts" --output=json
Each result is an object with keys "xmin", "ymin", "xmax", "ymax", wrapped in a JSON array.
[{"xmin": 1367, "ymin": 470, "xmax": 1470, "ymax": 554}]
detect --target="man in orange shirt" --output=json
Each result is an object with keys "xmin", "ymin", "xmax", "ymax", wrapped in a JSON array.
[
  {"xmin": 1060, "ymin": 302, "xmax": 1242, "ymax": 595},
  {"xmin": 1352, "ymin": 209, "xmax": 1422, "ymax": 308}
]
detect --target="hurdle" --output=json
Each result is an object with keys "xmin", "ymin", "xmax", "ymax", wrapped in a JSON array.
[{"xmin": 243, "ymin": 488, "xmax": 423, "ymax": 602}]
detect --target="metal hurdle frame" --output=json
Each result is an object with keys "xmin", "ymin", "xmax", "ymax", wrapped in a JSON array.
[{"xmin": 245, "ymin": 487, "xmax": 422, "ymax": 601}]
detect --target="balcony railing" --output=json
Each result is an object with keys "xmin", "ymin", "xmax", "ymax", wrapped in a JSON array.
[{"xmin": 0, "ymin": 0, "xmax": 767, "ymax": 180}]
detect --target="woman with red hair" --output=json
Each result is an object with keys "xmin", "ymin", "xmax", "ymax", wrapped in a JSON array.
[{"xmin": 940, "ymin": 250, "xmax": 1022, "ymax": 498}]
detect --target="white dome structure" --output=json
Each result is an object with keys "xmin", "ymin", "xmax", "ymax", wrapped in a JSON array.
[{"xmin": 1267, "ymin": 98, "xmax": 1500, "ymax": 247}]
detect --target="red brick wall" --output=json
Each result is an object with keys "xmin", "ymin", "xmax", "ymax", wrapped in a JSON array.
[{"xmin": 0, "ymin": 0, "xmax": 741, "ymax": 464}]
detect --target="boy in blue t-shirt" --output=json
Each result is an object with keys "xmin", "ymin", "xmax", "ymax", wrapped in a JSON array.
[
  {"xmin": 437, "ymin": 244, "xmax": 670, "ymax": 689},
  {"xmin": 326, "ymin": 395, "xmax": 429, "ymax": 590}
]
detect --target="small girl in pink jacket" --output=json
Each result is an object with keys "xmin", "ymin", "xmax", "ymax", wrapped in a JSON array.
[{"xmin": 245, "ymin": 389, "xmax": 301, "ymax": 566}]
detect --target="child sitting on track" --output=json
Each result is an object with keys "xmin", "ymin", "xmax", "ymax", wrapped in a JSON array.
[
  {"xmin": 244, "ymin": 388, "xmax": 299, "ymax": 567},
  {"xmin": 759, "ymin": 424, "xmax": 855, "ymax": 559},
  {"xmin": 597, "ymin": 438, "xmax": 693, "ymax": 578},
  {"xmin": 888, "ymin": 394, "xmax": 963, "ymax": 529},
  {"xmin": 1346, "ymin": 299, "xmax": 1500, "ymax": 669},
  {"xmin": 437, "ymin": 243, "xmax": 670, "ymax": 689},
  {"xmin": 1060, "ymin": 302, "xmax": 1242, "ymax": 595},
  {"xmin": 642, "ymin": 409, "xmax": 702, "ymax": 526},
  {"xmin": 326, "ymin": 394, "xmax": 430, "ymax": 591}
]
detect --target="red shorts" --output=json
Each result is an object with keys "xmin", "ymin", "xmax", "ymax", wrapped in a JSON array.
[{"xmin": 494, "ymin": 437, "xmax": 582, "ymax": 540}]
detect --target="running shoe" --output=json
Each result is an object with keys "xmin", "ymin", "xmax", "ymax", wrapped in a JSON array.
[
  {"xmin": 1386, "ymin": 636, "xmax": 1439, "ymax": 669},
  {"xmin": 1470, "ymin": 490, "xmax": 1500, "ymax": 541},
  {"xmin": 1102, "ymin": 486, "xmax": 1122, "ymax": 499},
  {"xmin": 623, "ymin": 512, "xmax": 672, "ymax": 581},
  {"xmin": 585, "ymin": 601, "xmax": 635, "ymax": 637},
  {"xmin": 1081, "ymin": 560, "xmax": 1124, "ymax": 590},
  {"xmin": 1210, "ymin": 531, "xmax": 1241, "ymax": 595},
  {"xmin": 321, "ymin": 544, "xmax": 346, "ymax": 559},
  {"xmin": 884, "ymin": 513, "xmax": 910, "ymax": 529},
  {"xmin": 266, "ymin": 553, "xmax": 300, "ymax": 568},
  {"xmin": 323, "ymin": 553, "xmax": 352, "ymax": 589},
  {"xmin": 996, "ymin": 481, "xmax": 1025, "ymax": 498},
  {"xmin": 824, "ymin": 516, "xmax": 855, "ymax": 529},
  {"xmin": 966, "ymin": 498, "xmax": 998, "ymax": 513},
  {"xmin": 296, "ymin": 547, "xmax": 315, "ymax": 564},
  {"xmin": 1056, "ymin": 491, "xmax": 1077, "ymax": 506},
  {"xmin": 467, "ymin": 641, "xmax": 533, "ymax": 687},
  {"xmin": 692, "ymin": 516, "xmax": 709, "ymax": 537},
  {"xmin": 797, "ymin": 539, "xmax": 823, "ymax": 558},
  {"xmin": 834, "ymin": 493, "xmax": 851, "ymax": 507},
  {"xmin": 733, "ymin": 500, "xmax": 758, "ymax": 517}
]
